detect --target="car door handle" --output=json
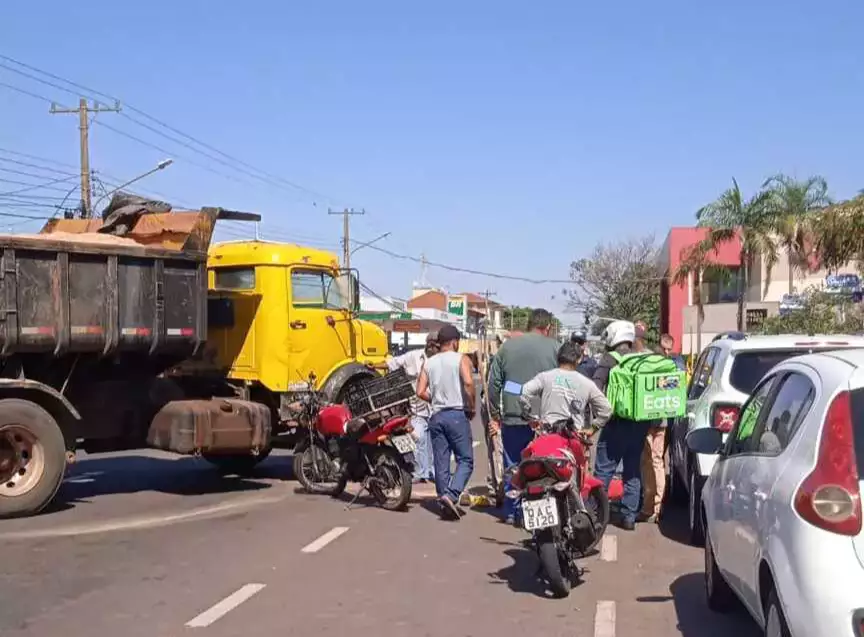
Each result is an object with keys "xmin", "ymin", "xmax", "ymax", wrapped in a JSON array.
[{"xmin": 290, "ymin": 320, "xmax": 307, "ymax": 330}]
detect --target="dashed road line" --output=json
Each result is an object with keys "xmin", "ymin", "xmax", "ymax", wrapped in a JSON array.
[
  {"xmin": 186, "ymin": 583, "xmax": 265, "ymax": 628},
  {"xmin": 600, "ymin": 534, "xmax": 617, "ymax": 562},
  {"xmin": 301, "ymin": 526, "xmax": 350, "ymax": 553},
  {"xmin": 594, "ymin": 600, "xmax": 616, "ymax": 637}
]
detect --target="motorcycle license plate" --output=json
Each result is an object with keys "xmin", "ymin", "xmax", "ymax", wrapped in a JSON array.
[
  {"xmin": 391, "ymin": 435, "xmax": 416, "ymax": 454},
  {"xmin": 522, "ymin": 496, "xmax": 559, "ymax": 531}
]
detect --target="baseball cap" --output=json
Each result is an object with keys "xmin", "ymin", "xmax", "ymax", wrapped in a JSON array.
[{"xmin": 437, "ymin": 324, "xmax": 462, "ymax": 344}]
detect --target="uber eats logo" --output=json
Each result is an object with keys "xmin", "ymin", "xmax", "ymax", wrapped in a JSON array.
[{"xmin": 641, "ymin": 375, "xmax": 683, "ymax": 412}]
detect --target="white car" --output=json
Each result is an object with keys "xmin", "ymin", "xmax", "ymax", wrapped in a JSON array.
[
  {"xmin": 686, "ymin": 348, "xmax": 864, "ymax": 637},
  {"xmin": 669, "ymin": 332, "xmax": 864, "ymax": 545}
]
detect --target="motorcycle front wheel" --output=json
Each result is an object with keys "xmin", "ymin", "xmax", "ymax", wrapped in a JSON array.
[
  {"xmin": 369, "ymin": 446, "xmax": 413, "ymax": 511},
  {"xmin": 293, "ymin": 442, "xmax": 348, "ymax": 497},
  {"xmin": 537, "ymin": 529, "xmax": 571, "ymax": 598}
]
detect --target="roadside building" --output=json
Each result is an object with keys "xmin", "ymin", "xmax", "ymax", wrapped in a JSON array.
[{"xmin": 659, "ymin": 227, "xmax": 860, "ymax": 354}]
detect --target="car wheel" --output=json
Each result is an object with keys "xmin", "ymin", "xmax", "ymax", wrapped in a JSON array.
[
  {"xmin": 688, "ymin": 467, "xmax": 706, "ymax": 546},
  {"xmin": 704, "ymin": 526, "xmax": 734, "ymax": 612},
  {"xmin": 763, "ymin": 589, "xmax": 791, "ymax": 637}
]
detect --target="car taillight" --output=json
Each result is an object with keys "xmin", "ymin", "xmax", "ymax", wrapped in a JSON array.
[
  {"xmin": 711, "ymin": 404, "xmax": 739, "ymax": 433},
  {"xmin": 793, "ymin": 390, "xmax": 862, "ymax": 536}
]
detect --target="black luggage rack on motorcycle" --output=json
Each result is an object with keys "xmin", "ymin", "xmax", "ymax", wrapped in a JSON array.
[{"xmin": 345, "ymin": 369, "xmax": 415, "ymax": 423}]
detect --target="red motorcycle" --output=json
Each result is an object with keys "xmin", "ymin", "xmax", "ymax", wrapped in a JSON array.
[
  {"xmin": 292, "ymin": 370, "xmax": 418, "ymax": 511},
  {"xmin": 508, "ymin": 419, "xmax": 610, "ymax": 598}
]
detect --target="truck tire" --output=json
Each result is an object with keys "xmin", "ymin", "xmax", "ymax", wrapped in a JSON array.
[
  {"xmin": 205, "ymin": 448, "xmax": 272, "ymax": 476},
  {"xmin": 0, "ymin": 399, "xmax": 67, "ymax": 519}
]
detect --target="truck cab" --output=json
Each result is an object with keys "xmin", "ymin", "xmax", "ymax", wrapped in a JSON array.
[{"xmin": 204, "ymin": 240, "xmax": 388, "ymax": 427}]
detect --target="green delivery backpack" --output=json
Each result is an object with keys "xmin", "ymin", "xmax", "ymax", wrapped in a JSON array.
[{"xmin": 606, "ymin": 352, "xmax": 687, "ymax": 421}]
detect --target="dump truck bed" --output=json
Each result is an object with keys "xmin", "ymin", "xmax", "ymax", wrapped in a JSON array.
[{"xmin": 0, "ymin": 207, "xmax": 258, "ymax": 358}]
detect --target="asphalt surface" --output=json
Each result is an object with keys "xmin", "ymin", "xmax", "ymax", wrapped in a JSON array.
[{"xmin": 0, "ymin": 413, "xmax": 762, "ymax": 637}]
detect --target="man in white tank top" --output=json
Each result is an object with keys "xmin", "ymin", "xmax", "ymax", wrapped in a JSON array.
[{"xmin": 417, "ymin": 324, "xmax": 475, "ymax": 520}]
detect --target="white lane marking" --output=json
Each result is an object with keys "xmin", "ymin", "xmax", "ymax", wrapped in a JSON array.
[
  {"xmin": 0, "ymin": 494, "xmax": 286, "ymax": 541},
  {"xmin": 301, "ymin": 526, "xmax": 350, "ymax": 553},
  {"xmin": 594, "ymin": 600, "xmax": 616, "ymax": 637},
  {"xmin": 186, "ymin": 583, "xmax": 265, "ymax": 628},
  {"xmin": 600, "ymin": 534, "xmax": 617, "ymax": 562}
]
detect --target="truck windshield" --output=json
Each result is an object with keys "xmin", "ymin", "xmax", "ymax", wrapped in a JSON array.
[{"xmin": 292, "ymin": 269, "xmax": 348, "ymax": 310}]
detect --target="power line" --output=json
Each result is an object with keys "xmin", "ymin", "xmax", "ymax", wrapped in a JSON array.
[
  {"xmin": 0, "ymin": 211, "xmax": 52, "ymax": 221},
  {"xmin": 0, "ymin": 147, "xmax": 78, "ymax": 171},
  {"xmin": 92, "ymin": 120, "xmax": 248, "ymax": 184},
  {"xmin": 0, "ymin": 80, "xmax": 56, "ymax": 104},
  {"xmin": 354, "ymin": 243, "xmax": 669, "ymax": 285},
  {"xmin": 0, "ymin": 177, "xmax": 73, "ymax": 193},
  {"xmin": 0, "ymin": 166, "xmax": 76, "ymax": 181},
  {"xmin": 0, "ymin": 157, "xmax": 76, "ymax": 177},
  {"xmin": 0, "ymin": 173, "xmax": 78, "ymax": 197},
  {"xmin": 0, "ymin": 54, "xmax": 350, "ymax": 206}
]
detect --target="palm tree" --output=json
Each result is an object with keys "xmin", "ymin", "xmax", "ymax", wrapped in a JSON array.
[
  {"xmin": 672, "ymin": 248, "xmax": 734, "ymax": 354},
  {"xmin": 690, "ymin": 179, "xmax": 778, "ymax": 331},
  {"xmin": 763, "ymin": 174, "xmax": 831, "ymax": 294}
]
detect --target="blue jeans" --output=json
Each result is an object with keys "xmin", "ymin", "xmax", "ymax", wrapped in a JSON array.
[
  {"xmin": 429, "ymin": 409, "xmax": 474, "ymax": 501},
  {"xmin": 501, "ymin": 423, "xmax": 534, "ymax": 518},
  {"xmin": 594, "ymin": 419, "xmax": 652, "ymax": 524},
  {"xmin": 411, "ymin": 414, "xmax": 434, "ymax": 481}
]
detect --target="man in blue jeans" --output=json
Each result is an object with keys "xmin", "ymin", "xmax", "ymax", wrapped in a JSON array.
[
  {"xmin": 416, "ymin": 325, "xmax": 476, "ymax": 521},
  {"xmin": 591, "ymin": 320, "xmax": 654, "ymax": 531},
  {"xmin": 487, "ymin": 309, "xmax": 559, "ymax": 524}
]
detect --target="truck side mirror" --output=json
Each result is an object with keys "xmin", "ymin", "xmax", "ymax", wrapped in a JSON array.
[{"xmin": 351, "ymin": 273, "xmax": 360, "ymax": 313}]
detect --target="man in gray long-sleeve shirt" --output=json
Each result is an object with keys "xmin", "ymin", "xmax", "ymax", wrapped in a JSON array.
[{"xmin": 487, "ymin": 308, "xmax": 559, "ymax": 521}]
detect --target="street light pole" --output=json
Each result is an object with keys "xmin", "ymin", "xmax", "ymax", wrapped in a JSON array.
[
  {"xmin": 93, "ymin": 159, "xmax": 174, "ymax": 212},
  {"xmin": 349, "ymin": 231, "xmax": 391, "ymax": 257}
]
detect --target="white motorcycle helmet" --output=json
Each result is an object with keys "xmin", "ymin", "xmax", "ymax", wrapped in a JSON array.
[{"xmin": 602, "ymin": 320, "xmax": 636, "ymax": 349}]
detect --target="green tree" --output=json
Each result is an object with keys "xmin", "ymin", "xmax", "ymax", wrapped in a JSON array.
[
  {"xmin": 763, "ymin": 174, "xmax": 831, "ymax": 294},
  {"xmin": 568, "ymin": 235, "xmax": 661, "ymax": 343},
  {"xmin": 501, "ymin": 306, "xmax": 562, "ymax": 335},
  {"xmin": 683, "ymin": 178, "xmax": 778, "ymax": 331},
  {"xmin": 808, "ymin": 193, "xmax": 864, "ymax": 274},
  {"xmin": 757, "ymin": 288, "xmax": 862, "ymax": 335}
]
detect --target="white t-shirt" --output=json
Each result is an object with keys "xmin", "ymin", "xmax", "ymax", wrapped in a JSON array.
[{"xmin": 387, "ymin": 349, "xmax": 431, "ymax": 417}]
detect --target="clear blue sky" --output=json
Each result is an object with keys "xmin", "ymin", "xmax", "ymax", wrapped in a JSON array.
[{"xmin": 2, "ymin": 1, "xmax": 863, "ymax": 321}]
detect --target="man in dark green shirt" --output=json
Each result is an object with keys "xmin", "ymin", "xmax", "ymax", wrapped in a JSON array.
[{"xmin": 487, "ymin": 308, "xmax": 559, "ymax": 522}]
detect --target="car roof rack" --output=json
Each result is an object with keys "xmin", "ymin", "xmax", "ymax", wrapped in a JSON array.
[{"xmin": 712, "ymin": 331, "xmax": 748, "ymax": 342}]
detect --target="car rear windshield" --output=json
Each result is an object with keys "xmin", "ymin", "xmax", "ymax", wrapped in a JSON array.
[
  {"xmin": 849, "ymin": 389, "xmax": 864, "ymax": 477},
  {"xmin": 729, "ymin": 348, "xmax": 848, "ymax": 394}
]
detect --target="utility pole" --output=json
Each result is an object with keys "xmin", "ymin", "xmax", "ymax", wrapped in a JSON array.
[
  {"xmin": 328, "ymin": 208, "xmax": 365, "ymax": 269},
  {"xmin": 50, "ymin": 98, "xmax": 121, "ymax": 218}
]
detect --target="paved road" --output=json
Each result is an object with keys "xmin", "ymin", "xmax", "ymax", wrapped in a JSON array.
[{"xmin": 0, "ymin": 418, "xmax": 761, "ymax": 637}]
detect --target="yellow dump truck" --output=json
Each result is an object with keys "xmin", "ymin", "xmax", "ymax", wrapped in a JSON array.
[
  {"xmin": 195, "ymin": 240, "xmax": 389, "ymax": 446},
  {"xmin": 0, "ymin": 207, "xmax": 389, "ymax": 518}
]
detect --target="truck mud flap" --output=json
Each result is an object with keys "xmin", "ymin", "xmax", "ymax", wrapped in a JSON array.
[{"xmin": 147, "ymin": 399, "xmax": 271, "ymax": 455}]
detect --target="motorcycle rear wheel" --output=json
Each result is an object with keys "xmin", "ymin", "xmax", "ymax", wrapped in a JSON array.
[
  {"xmin": 537, "ymin": 530, "xmax": 571, "ymax": 598},
  {"xmin": 584, "ymin": 485, "xmax": 610, "ymax": 554},
  {"xmin": 293, "ymin": 443, "xmax": 348, "ymax": 497},
  {"xmin": 369, "ymin": 446, "xmax": 413, "ymax": 511}
]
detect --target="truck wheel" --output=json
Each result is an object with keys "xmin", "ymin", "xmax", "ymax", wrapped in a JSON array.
[
  {"xmin": 205, "ymin": 448, "xmax": 271, "ymax": 476},
  {"xmin": 0, "ymin": 399, "xmax": 67, "ymax": 519}
]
